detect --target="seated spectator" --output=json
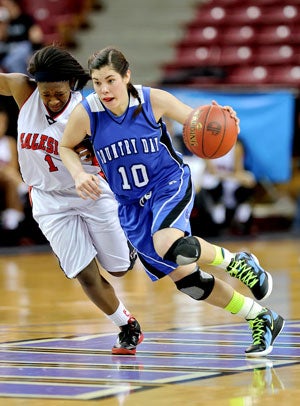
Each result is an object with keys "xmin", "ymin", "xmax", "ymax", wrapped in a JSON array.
[
  {"xmin": 0, "ymin": 0, "xmax": 44, "ymax": 73},
  {"xmin": 196, "ymin": 140, "xmax": 257, "ymax": 236},
  {"xmin": 0, "ymin": 106, "xmax": 27, "ymax": 235}
]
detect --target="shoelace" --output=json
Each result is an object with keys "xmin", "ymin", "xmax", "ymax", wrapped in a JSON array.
[
  {"xmin": 227, "ymin": 259, "xmax": 258, "ymax": 288},
  {"xmin": 248, "ymin": 316, "xmax": 267, "ymax": 345}
]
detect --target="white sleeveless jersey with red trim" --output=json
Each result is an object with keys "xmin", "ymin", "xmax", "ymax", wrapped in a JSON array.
[{"xmin": 17, "ymin": 88, "xmax": 99, "ymax": 191}]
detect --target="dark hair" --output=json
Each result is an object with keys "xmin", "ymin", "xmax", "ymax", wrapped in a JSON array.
[
  {"xmin": 88, "ymin": 47, "xmax": 142, "ymax": 116},
  {"xmin": 27, "ymin": 45, "xmax": 90, "ymax": 90}
]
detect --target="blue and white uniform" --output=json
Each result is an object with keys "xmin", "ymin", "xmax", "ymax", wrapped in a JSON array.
[
  {"xmin": 18, "ymin": 88, "xmax": 132, "ymax": 278},
  {"xmin": 82, "ymin": 86, "xmax": 195, "ymax": 281}
]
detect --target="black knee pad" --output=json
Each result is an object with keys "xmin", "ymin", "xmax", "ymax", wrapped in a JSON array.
[
  {"xmin": 163, "ymin": 236, "xmax": 201, "ymax": 265},
  {"xmin": 175, "ymin": 268, "xmax": 215, "ymax": 300}
]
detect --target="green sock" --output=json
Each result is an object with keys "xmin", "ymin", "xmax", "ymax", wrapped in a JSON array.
[
  {"xmin": 209, "ymin": 246, "xmax": 233, "ymax": 268},
  {"xmin": 225, "ymin": 291, "xmax": 245, "ymax": 314},
  {"xmin": 209, "ymin": 246, "xmax": 224, "ymax": 266},
  {"xmin": 225, "ymin": 291, "xmax": 263, "ymax": 319}
]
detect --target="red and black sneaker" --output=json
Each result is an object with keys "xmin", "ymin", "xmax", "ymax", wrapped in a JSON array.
[{"xmin": 112, "ymin": 317, "xmax": 144, "ymax": 355}]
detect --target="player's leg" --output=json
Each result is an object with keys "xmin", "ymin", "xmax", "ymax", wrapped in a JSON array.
[
  {"xmin": 169, "ymin": 263, "xmax": 284, "ymax": 357},
  {"xmin": 194, "ymin": 237, "xmax": 273, "ymax": 301},
  {"xmin": 76, "ymin": 258, "xmax": 144, "ymax": 355},
  {"xmin": 155, "ymin": 227, "xmax": 272, "ymax": 302},
  {"xmin": 84, "ymin": 176, "xmax": 139, "ymax": 277},
  {"xmin": 31, "ymin": 187, "xmax": 143, "ymax": 355},
  {"xmin": 67, "ymin": 181, "xmax": 144, "ymax": 354},
  {"xmin": 152, "ymin": 169, "xmax": 273, "ymax": 301},
  {"xmin": 136, "ymin": 228, "xmax": 284, "ymax": 357}
]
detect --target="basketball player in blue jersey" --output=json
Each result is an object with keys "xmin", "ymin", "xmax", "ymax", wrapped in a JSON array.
[
  {"xmin": 0, "ymin": 45, "xmax": 144, "ymax": 355},
  {"xmin": 60, "ymin": 47, "xmax": 284, "ymax": 356}
]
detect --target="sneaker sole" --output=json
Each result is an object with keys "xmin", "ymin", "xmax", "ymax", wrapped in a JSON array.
[
  {"xmin": 246, "ymin": 318, "xmax": 285, "ymax": 358},
  {"xmin": 251, "ymin": 254, "xmax": 273, "ymax": 301},
  {"xmin": 111, "ymin": 332, "xmax": 144, "ymax": 356},
  {"xmin": 111, "ymin": 347, "xmax": 137, "ymax": 355},
  {"xmin": 260, "ymin": 271, "xmax": 273, "ymax": 301}
]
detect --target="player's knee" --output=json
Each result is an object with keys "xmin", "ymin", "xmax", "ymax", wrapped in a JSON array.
[
  {"xmin": 77, "ymin": 261, "xmax": 98, "ymax": 286},
  {"xmin": 107, "ymin": 244, "xmax": 138, "ymax": 277},
  {"xmin": 163, "ymin": 236, "xmax": 201, "ymax": 265},
  {"xmin": 175, "ymin": 268, "xmax": 215, "ymax": 300}
]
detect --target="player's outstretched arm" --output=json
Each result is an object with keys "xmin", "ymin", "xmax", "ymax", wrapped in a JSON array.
[{"xmin": 0, "ymin": 73, "xmax": 35, "ymax": 108}]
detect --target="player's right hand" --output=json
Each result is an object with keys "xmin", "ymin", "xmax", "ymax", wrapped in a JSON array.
[{"xmin": 75, "ymin": 172, "xmax": 101, "ymax": 200}]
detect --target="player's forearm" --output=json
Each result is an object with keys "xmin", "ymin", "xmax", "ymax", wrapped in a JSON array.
[{"xmin": 59, "ymin": 145, "xmax": 86, "ymax": 180}]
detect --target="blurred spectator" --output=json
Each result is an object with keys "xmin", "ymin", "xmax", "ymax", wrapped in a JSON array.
[
  {"xmin": 164, "ymin": 116, "xmax": 206, "ymax": 192},
  {"xmin": 0, "ymin": 6, "xmax": 9, "ymax": 68},
  {"xmin": 0, "ymin": 0, "xmax": 44, "ymax": 73},
  {"xmin": 0, "ymin": 106, "xmax": 27, "ymax": 233},
  {"xmin": 161, "ymin": 117, "xmax": 256, "ymax": 236},
  {"xmin": 196, "ymin": 140, "xmax": 257, "ymax": 236}
]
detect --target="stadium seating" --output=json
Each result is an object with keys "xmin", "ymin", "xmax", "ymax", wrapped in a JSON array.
[
  {"xmin": 219, "ymin": 46, "xmax": 256, "ymax": 66},
  {"xmin": 160, "ymin": 0, "xmax": 300, "ymax": 88},
  {"xmin": 219, "ymin": 26, "xmax": 257, "ymax": 46},
  {"xmin": 225, "ymin": 66, "xmax": 273, "ymax": 85},
  {"xmin": 256, "ymin": 25, "xmax": 298, "ymax": 44},
  {"xmin": 20, "ymin": 0, "xmax": 96, "ymax": 47},
  {"xmin": 255, "ymin": 45, "xmax": 300, "ymax": 65},
  {"xmin": 270, "ymin": 65, "xmax": 300, "ymax": 86}
]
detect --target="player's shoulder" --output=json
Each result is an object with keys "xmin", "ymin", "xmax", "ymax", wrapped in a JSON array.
[
  {"xmin": 150, "ymin": 87, "xmax": 175, "ymax": 103},
  {"xmin": 84, "ymin": 92, "xmax": 105, "ymax": 113}
]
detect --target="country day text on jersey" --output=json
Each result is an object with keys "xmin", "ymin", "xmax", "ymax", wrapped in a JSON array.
[{"xmin": 96, "ymin": 136, "xmax": 160, "ymax": 164}]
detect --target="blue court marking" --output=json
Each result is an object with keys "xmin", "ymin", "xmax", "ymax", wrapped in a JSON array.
[
  {"xmin": 2, "ymin": 333, "xmax": 298, "ymax": 357},
  {"xmin": 0, "ymin": 365, "xmax": 215, "ymax": 383},
  {"xmin": 1, "ymin": 350, "xmax": 294, "ymax": 369},
  {"xmin": 0, "ymin": 321, "xmax": 298, "ymax": 400},
  {"xmin": 0, "ymin": 381, "xmax": 142, "ymax": 400}
]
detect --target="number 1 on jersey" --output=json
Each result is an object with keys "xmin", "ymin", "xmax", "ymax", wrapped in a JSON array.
[{"xmin": 44, "ymin": 154, "xmax": 58, "ymax": 172}]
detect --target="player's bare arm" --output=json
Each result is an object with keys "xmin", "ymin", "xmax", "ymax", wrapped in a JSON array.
[
  {"xmin": 0, "ymin": 73, "xmax": 36, "ymax": 108},
  {"xmin": 150, "ymin": 88, "xmax": 193, "ymax": 124},
  {"xmin": 60, "ymin": 104, "xmax": 101, "ymax": 200}
]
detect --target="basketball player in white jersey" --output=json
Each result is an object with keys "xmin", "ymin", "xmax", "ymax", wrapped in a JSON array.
[{"xmin": 0, "ymin": 45, "xmax": 143, "ymax": 355}]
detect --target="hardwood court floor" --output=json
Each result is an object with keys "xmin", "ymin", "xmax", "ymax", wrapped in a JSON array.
[{"xmin": 0, "ymin": 234, "xmax": 299, "ymax": 405}]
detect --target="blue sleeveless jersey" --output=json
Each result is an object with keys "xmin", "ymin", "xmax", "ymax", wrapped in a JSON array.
[
  {"xmin": 82, "ymin": 86, "xmax": 195, "ymax": 281},
  {"xmin": 82, "ymin": 86, "xmax": 184, "ymax": 203}
]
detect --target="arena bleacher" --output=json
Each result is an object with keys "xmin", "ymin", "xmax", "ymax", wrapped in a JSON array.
[
  {"xmin": 20, "ymin": 0, "xmax": 102, "ymax": 48},
  {"xmin": 161, "ymin": 0, "xmax": 300, "ymax": 89}
]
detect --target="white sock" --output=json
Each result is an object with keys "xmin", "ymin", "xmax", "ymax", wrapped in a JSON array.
[
  {"xmin": 235, "ymin": 297, "xmax": 263, "ymax": 320},
  {"xmin": 215, "ymin": 248, "xmax": 235, "ymax": 268},
  {"xmin": 106, "ymin": 301, "xmax": 131, "ymax": 327}
]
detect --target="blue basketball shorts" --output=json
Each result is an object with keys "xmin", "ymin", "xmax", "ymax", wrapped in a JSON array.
[{"xmin": 119, "ymin": 166, "xmax": 195, "ymax": 281}]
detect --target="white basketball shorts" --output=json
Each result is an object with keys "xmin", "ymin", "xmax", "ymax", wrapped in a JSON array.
[{"xmin": 30, "ymin": 175, "xmax": 131, "ymax": 278}]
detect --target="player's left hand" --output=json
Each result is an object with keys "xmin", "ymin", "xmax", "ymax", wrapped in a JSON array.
[{"xmin": 212, "ymin": 100, "xmax": 240, "ymax": 134}]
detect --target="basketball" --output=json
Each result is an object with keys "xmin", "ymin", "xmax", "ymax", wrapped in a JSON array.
[{"xmin": 182, "ymin": 104, "xmax": 239, "ymax": 159}]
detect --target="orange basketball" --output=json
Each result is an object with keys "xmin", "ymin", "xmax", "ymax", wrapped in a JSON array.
[{"xmin": 182, "ymin": 104, "xmax": 239, "ymax": 159}]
